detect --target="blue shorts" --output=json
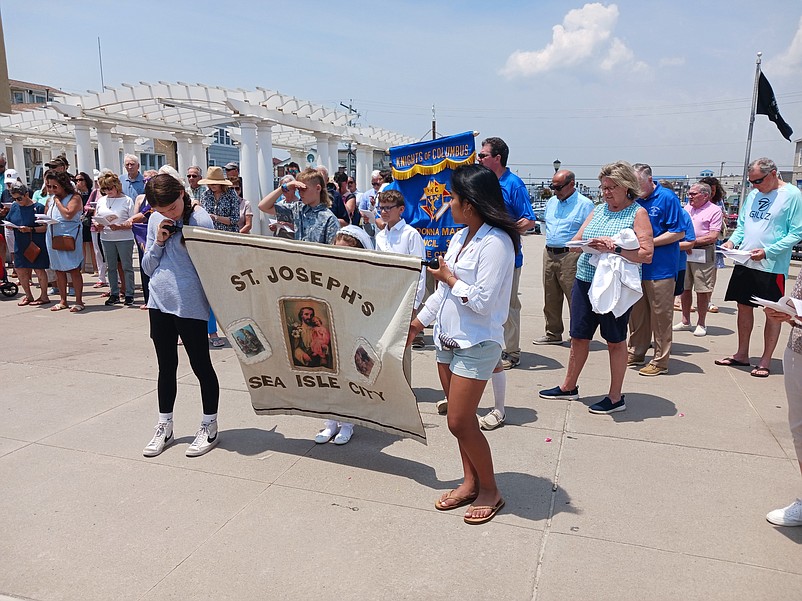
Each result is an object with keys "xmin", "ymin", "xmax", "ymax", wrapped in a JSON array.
[
  {"xmin": 569, "ymin": 279, "xmax": 632, "ymax": 344},
  {"xmin": 436, "ymin": 340, "xmax": 502, "ymax": 380}
]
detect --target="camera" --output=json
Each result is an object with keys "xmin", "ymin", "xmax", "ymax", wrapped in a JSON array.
[
  {"xmin": 423, "ymin": 257, "xmax": 440, "ymax": 269},
  {"xmin": 162, "ymin": 223, "xmax": 182, "ymax": 234}
]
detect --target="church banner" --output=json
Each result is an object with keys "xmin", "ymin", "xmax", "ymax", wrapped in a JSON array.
[
  {"xmin": 183, "ymin": 227, "xmax": 427, "ymax": 443},
  {"xmin": 388, "ymin": 131, "xmax": 475, "ymax": 261}
]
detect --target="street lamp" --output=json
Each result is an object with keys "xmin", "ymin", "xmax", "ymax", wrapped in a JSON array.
[{"xmin": 553, "ymin": 159, "xmax": 561, "ymax": 173}]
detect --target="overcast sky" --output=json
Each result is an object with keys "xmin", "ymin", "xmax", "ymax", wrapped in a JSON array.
[{"xmin": 4, "ymin": 0, "xmax": 802, "ymax": 183}]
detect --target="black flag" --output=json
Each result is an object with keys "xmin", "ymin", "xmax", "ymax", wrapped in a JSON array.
[{"xmin": 756, "ymin": 72, "xmax": 794, "ymax": 141}]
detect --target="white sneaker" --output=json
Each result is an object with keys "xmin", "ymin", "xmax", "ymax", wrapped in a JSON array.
[
  {"xmin": 478, "ymin": 409, "xmax": 505, "ymax": 430},
  {"xmin": 143, "ymin": 421, "xmax": 174, "ymax": 457},
  {"xmin": 766, "ymin": 498, "xmax": 802, "ymax": 526},
  {"xmin": 436, "ymin": 399, "xmax": 448, "ymax": 415},
  {"xmin": 333, "ymin": 423, "xmax": 354, "ymax": 445},
  {"xmin": 672, "ymin": 322, "xmax": 693, "ymax": 331},
  {"xmin": 186, "ymin": 421, "xmax": 219, "ymax": 457},
  {"xmin": 693, "ymin": 325, "xmax": 707, "ymax": 337},
  {"xmin": 315, "ymin": 422, "xmax": 339, "ymax": 444}
]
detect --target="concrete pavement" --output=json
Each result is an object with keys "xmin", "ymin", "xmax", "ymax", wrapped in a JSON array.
[{"xmin": 0, "ymin": 233, "xmax": 800, "ymax": 600}]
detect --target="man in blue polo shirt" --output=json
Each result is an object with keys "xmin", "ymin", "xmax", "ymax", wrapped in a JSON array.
[
  {"xmin": 478, "ymin": 136, "xmax": 536, "ymax": 370},
  {"xmin": 627, "ymin": 163, "xmax": 684, "ymax": 376},
  {"xmin": 120, "ymin": 154, "xmax": 145, "ymax": 200},
  {"xmin": 538, "ymin": 169, "xmax": 594, "ymax": 345}
]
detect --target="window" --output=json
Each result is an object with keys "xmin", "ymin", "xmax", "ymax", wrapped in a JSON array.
[
  {"xmin": 12, "ymin": 91, "xmax": 24, "ymax": 104},
  {"xmin": 139, "ymin": 153, "xmax": 166, "ymax": 172},
  {"xmin": 33, "ymin": 94, "xmax": 46, "ymax": 104},
  {"xmin": 214, "ymin": 128, "xmax": 232, "ymax": 146}
]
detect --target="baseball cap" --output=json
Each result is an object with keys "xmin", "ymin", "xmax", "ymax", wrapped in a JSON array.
[
  {"xmin": 46, "ymin": 156, "xmax": 68, "ymax": 169},
  {"xmin": 4, "ymin": 168, "xmax": 19, "ymax": 184},
  {"xmin": 224, "ymin": 162, "xmax": 239, "ymax": 171}
]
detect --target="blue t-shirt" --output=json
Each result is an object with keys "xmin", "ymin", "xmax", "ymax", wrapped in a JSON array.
[
  {"xmin": 677, "ymin": 207, "xmax": 696, "ymax": 272},
  {"xmin": 637, "ymin": 182, "xmax": 682, "ymax": 280},
  {"xmin": 498, "ymin": 169, "xmax": 534, "ymax": 268}
]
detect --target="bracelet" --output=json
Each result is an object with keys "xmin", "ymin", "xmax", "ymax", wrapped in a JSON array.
[{"xmin": 447, "ymin": 275, "xmax": 457, "ymax": 286}]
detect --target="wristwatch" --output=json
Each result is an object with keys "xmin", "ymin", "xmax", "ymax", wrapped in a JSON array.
[{"xmin": 614, "ymin": 245, "xmax": 623, "ymax": 254}]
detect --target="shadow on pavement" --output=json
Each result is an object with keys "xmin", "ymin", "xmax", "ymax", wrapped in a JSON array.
[
  {"xmin": 578, "ymin": 393, "xmax": 676, "ymax": 422},
  {"xmin": 216, "ymin": 426, "xmax": 574, "ymax": 522}
]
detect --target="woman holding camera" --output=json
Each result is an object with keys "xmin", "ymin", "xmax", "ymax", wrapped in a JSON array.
[
  {"xmin": 406, "ymin": 164, "xmax": 519, "ymax": 525},
  {"xmin": 141, "ymin": 173, "xmax": 220, "ymax": 458}
]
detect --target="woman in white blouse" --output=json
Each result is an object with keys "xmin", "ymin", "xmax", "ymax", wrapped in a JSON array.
[
  {"xmin": 94, "ymin": 172, "xmax": 136, "ymax": 306},
  {"xmin": 407, "ymin": 164, "xmax": 520, "ymax": 525}
]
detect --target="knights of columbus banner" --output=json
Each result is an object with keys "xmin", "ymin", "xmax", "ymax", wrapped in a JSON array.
[
  {"xmin": 183, "ymin": 228, "xmax": 427, "ymax": 443},
  {"xmin": 388, "ymin": 131, "xmax": 475, "ymax": 261}
]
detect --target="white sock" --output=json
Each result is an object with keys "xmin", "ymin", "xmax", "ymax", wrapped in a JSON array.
[
  {"xmin": 323, "ymin": 419, "xmax": 338, "ymax": 432},
  {"xmin": 338, "ymin": 422, "xmax": 353, "ymax": 433},
  {"xmin": 202, "ymin": 413, "xmax": 217, "ymax": 425},
  {"xmin": 492, "ymin": 371, "xmax": 506, "ymax": 415},
  {"xmin": 159, "ymin": 412, "xmax": 173, "ymax": 423}
]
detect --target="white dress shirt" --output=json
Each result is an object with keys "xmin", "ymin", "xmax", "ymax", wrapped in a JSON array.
[
  {"xmin": 375, "ymin": 218, "xmax": 426, "ymax": 308},
  {"xmin": 416, "ymin": 223, "xmax": 514, "ymax": 350}
]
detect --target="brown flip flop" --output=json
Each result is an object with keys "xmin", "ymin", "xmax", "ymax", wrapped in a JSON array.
[
  {"xmin": 464, "ymin": 498, "xmax": 506, "ymax": 525},
  {"xmin": 435, "ymin": 490, "xmax": 479, "ymax": 511}
]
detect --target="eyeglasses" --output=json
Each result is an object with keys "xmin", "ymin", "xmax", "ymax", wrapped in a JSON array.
[
  {"xmin": 186, "ymin": 174, "xmax": 200, "ymax": 179},
  {"xmin": 378, "ymin": 204, "xmax": 400, "ymax": 212},
  {"xmin": 749, "ymin": 171, "xmax": 774, "ymax": 185},
  {"xmin": 600, "ymin": 185, "xmax": 619, "ymax": 193},
  {"xmin": 477, "ymin": 152, "xmax": 492, "ymax": 160},
  {"xmin": 549, "ymin": 182, "xmax": 570, "ymax": 191}
]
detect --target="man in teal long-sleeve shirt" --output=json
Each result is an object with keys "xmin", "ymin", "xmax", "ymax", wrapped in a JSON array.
[{"xmin": 717, "ymin": 157, "xmax": 802, "ymax": 377}]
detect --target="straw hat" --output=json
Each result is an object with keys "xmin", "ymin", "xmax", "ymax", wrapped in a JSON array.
[{"xmin": 198, "ymin": 166, "xmax": 233, "ymax": 186}]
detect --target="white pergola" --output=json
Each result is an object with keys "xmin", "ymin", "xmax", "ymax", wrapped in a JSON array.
[{"xmin": 0, "ymin": 81, "xmax": 416, "ymax": 234}]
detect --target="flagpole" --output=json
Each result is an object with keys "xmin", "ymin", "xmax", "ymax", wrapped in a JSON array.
[{"xmin": 739, "ymin": 52, "xmax": 762, "ymax": 208}]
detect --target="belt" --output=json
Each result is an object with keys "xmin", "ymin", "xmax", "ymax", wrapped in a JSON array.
[{"xmin": 546, "ymin": 247, "xmax": 569, "ymax": 254}]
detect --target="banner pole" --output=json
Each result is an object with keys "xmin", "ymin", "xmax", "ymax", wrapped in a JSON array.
[{"xmin": 739, "ymin": 51, "xmax": 762, "ymax": 208}]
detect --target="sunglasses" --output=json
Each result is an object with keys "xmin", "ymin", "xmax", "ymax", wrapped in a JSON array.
[
  {"xmin": 378, "ymin": 204, "xmax": 400, "ymax": 212},
  {"xmin": 749, "ymin": 171, "xmax": 773, "ymax": 185},
  {"xmin": 549, "ymin": 182, "xmax": 570, "ymax": 191},
  {"xmin": 477, "ymin": 152, "xmax": 492, "ymax": 159},
  {"xmin": 186, "ymin": 174, "xmax": 200, "ymax": 178}
]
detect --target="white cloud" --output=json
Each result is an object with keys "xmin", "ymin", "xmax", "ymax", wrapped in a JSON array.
[
  {"xmin": 771, "ymin": 16, "xmax": 802, "ymax": 76},
  {"xmin": 501, "ymin": 3, "xmax": 648, "ymax": 77},
  {"xmin": 658, "ymin": 57, "xmax": 686, "ymax": 68}
]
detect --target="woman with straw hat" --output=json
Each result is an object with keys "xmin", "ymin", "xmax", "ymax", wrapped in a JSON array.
[{"xmin": 198, "ymin": 166, "xmax": 240, "ymax": 233}]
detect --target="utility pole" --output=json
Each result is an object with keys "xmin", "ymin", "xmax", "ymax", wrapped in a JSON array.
[
  {"xmin": 0, "ymin": 8, "xmax": 12, "ymax": 114},
  {"xmin": 339, "ymin": 100, "xmax": 360, "ymax": 177},
  {"xmin": 432, "ymin": 104, "xmax": 436, "ymax": 140}
]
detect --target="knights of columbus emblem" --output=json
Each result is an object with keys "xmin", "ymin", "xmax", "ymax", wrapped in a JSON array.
[{"xmin": 420, "ymin": 179, "xmax": 452, "ymax": 221}]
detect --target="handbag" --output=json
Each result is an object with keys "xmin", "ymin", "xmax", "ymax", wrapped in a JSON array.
[
  {"xmin": 52, "ymin": 235, "xmax": 76, "ymax": 252},
  {"xmin": 24, "ymin": 234, "xmax": 41, "ymax": 263}
]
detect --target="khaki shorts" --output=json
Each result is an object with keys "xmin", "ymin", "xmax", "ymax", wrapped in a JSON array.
[{"xmin": 684, "ymin": 261, "xmax": 716, "ymax": 293}]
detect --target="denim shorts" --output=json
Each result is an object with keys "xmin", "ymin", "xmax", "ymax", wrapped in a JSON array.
[{"xmin": 436, "ymin": 340, "xmax": 502, "ymax": 380}]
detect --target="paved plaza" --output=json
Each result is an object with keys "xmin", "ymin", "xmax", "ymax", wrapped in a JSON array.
[{"xmin": 1, "ymin": 233, "xmax": 801, "ymax": 601}]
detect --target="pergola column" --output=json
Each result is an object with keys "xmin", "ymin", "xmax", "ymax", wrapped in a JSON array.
[
  {"xmin": 9, "ymin": 134, "xmax": 26, "ymax": 184},
  {"xmin": 95, "ymin": 123, "xmax": 118, "ymax": 172},
  {"xmin": 238, "ymin": 118, "xmax": 260, "ymax": 233},
  {"xmin": 121, "ymin": 135, "xmax": 137, "ymax": 159},
  {"xmin": 175, "ymin": 135, "xmax": 191, "ymax": 178},
  {"xmin": 314, "ymin": 134, "xmax": 329, "ymax": 173},
  {"xmin": 257, "ymin": 121, "xmax": 274, "ymax": 200},
  {"xmin": 189, "ymin": 136, "xmax": 206, "ymax": 169},
  {"xmin": 356, "ymin": 146, "xmax": 372, "ymax": 192},
  {"xmin": 328, "ymin": 138, "xmax": 340, "ymax": 174},
  {"xmin": 69, "ymin": 120, "xmax": 93, "ymax": 175}
]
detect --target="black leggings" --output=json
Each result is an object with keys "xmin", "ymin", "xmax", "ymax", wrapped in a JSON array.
[{"xmin": 149, "ymin": 309, "xmax": 219, "ymax": 415}]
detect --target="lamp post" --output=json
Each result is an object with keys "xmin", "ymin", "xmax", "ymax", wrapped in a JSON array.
[
  {"xmin": 553, "ymin": 159, "xmax": 561, "ymax": 173},
  {"xmin": 719, "ymin": 161, "xmax": 725, "ymax": 178}
]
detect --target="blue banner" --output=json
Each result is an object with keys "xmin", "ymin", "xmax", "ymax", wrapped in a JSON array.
[{"xmin": 387, "ymin": 131, "xmax": 475, "ymax": 261}]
